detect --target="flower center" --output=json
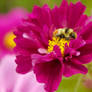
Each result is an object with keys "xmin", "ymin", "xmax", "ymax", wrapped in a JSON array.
[
  {"xmin": 4, "ymin": 32, "xmax": 16, "ymax": 49},
  {"xmin": 48, "ymin": 28, "xmax": 77, "ymax": 55}
]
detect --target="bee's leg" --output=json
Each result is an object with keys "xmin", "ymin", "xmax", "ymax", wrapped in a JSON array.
[
  {"xmin": 60, "ymin": 34, "xmax": 65, "ymax": 38},
  {"xmin": 70, "ymin": 33, "xmax": 76, "ymax": 39}
]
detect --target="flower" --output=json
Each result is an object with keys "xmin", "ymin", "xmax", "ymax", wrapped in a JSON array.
[
  {"xmin": 0, "ymin": 8, "xmax": 27, "ymax": 58},
  {"xmin": 14, "ymin": 0, "xmax": 92, "ymax": 92},
  {"xmin": 0, "ymin": 55, "xmax": 45, "ymax": 92},
  {"xmin": 82, "ymin": 62, "xmax": 92, "ymax": 89},
  {"xmin": 83, "ymin": 78, "xmax": 92, "ymax": 89}
]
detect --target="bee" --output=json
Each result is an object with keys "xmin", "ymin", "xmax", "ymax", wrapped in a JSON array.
[{"xmin": 54, "ymin": 28, "xmax": 77, "ymax": 40}]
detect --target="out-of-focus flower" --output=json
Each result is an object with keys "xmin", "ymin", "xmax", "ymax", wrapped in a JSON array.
[
  {"xmin": 83, "ymin": 78, "xmax": 92, "ymax": 89},
  {"xmin": 14, "ymin": 0, "xmax": 92, "ymax": 92},
  {"xmin": 0, "ymin": 8, "xmax": 27, "ymax": 58},
  {"xmin": 82, "ymin": 63, "xmax": 92, "ymax": 89},
  {"xmin": 0, "ymin": 55, "xmax": 45, "ymax": 92}
]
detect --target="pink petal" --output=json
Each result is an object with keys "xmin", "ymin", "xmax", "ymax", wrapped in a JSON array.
[
  {"xmin": 69, "ymin": 37, "xmax": 86, "ymax": 50},
  {"xmin": 15, "ymin": 55, "xmax": 32, "ymax": 74},
  {"xmin": 0, "ymin": 55, "xmax": 45, "ymax": 92},
  {"xmin": 34, "ymin": 59, "xmax": 63, "ymax": 92},
  {"xmin": 63, "ymin": 62, "xmax": 88, "ymax": 77},
  {"xmin": 67, "ymin": 1, "xmax": 86, "ymax": 28},
  {"xmin": 80, "ymin": 22, "xmax": 92, "ymax": 40},
  {"xmin": 0, "ymin": 55, "xmax": 17, "ymax": 92},
  {"xmin": 13, "ymin": 72, "xmax": 45, "ymax": 92},
  {"xmin": 72, "ymin": 54, "xmax": 92, "ymax": 64},
  {"xmin": 78, "ymin": 41, "xmax": 92, "ymax": 55}
]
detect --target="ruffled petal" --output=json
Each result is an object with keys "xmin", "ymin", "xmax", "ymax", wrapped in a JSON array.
[
  {"xmin": 78, "ymin": 41, "xmax": 92, "ymax": 55},
  {"xmin": 31, "ymin": 52, "xmax": 55, "ymax": 65},
  {"xmin": 53, "ymin": 45, "xmax": 62, "ymax": 57},
  {"xmin": 69, "ymin": 37, "xmax": 86, "ymax": 50},
  {"xmin": 41, "ymin": 5, "xmax": 52, "ymax": 27},
  {"xmin": 51, "ymin": 6, "xmax": 61, "ymax": 28},
  {"xmin": 71, "ymin": 54, "xmax": 92, "ymax": 64},
  {"xmin": 64, "ymin": 45, "xmax": 80, "ymax": 57},
  {"xmin": 26, "ymin": 5, "xmax": 53, "ymax": 47},
  {"xmin": 74, "ymin": 15, "xmax": 88, "ymax": 33},
  {"xmin": 67, "ymin": 1, "xmax": 86, "ymax": 28},
  {"xmin": 14, "ymin": 31, "xmax": 43, "ymax": 54},
  {"xmin": 30, "ymin": 5, "xmax": 52, "ymax": 27},
  {"xmin": 63, "ymin": 62, "xmax": 88, "ymax": 77},
  {"xmin": 58, "ymin": 0, "xmax": 69, "ymax": 27},
  {"xmin": 34, "ymin": 59, "xmax": 63, "ymax": 92},
  {"xmin": 32, "ymin": 45, "xmax": 63, "ymax": 92},
  {"xmin": 32, "ymin": 45, "xmax": 63, "ymax": 65},
  {"xmin": 80, "ymin": 22, "xmax": 92, "ymax": 40},
  {"xmin": 15, "ymin": 55, "xmax": 32, "ymax": 74},
  {"xmin": 15, "ymin": 37, "xmax": 38, "ymax": 50}
]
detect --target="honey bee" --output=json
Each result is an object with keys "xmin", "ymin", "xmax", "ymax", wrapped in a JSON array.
[{"xmin": 54, "ymin": 28, "xmax": 77, "ymax": 40}]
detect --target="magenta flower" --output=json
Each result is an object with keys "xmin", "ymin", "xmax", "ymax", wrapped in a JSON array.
[
  {"xmin": 14, "ymin": 0, "xmax": 92, "ymax": 92},
  {"xmin": 0, "ymin": 8, "xmax": 27, "ymax": 58},
  {"xmin": 0, "ymin": 55, "xmax": 45, "ymax": 92}
]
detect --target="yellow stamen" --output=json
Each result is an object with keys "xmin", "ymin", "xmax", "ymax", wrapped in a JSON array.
[
  {"xmin": 4, "ymin": 32, "xmax": 16, "ymax": 49},
  {"xmin": 48, "ymin": 37, "xmax": 69, "ymax": 55}
]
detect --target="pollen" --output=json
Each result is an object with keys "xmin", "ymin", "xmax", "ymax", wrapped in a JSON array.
[
  {"xmin": 48, "ymin": 37, "xmax": 69, "ymax": 55},
  {"xmin": 4, "ymin": 32, "xmax": 16, "ymax": 49},
  {"xmin": 47, "ymin": 28, "xmax": 77, "ymax": 55}
]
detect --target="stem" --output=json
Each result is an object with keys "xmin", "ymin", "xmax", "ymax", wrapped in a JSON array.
[{"xmin": 74, "ymin": 75, "xmax": 83, "ymax": 92}]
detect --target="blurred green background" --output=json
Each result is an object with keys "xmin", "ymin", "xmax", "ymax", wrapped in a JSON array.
[
  {"xmin": 0, "ymin": 0, "xmax": 92, "ymax": 16},
  {"xmin": 0, "ymin": 0, "xmax": 92, "ymax": 92}
]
